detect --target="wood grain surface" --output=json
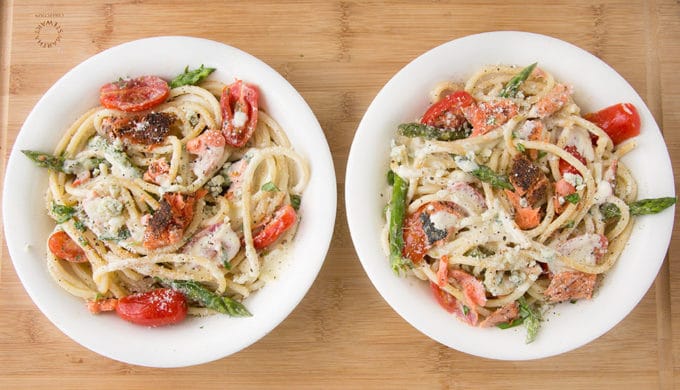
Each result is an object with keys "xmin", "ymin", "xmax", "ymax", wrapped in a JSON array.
[{"xmin": 1, "ymin": 1, "xmax": 679, "ymax": 389}]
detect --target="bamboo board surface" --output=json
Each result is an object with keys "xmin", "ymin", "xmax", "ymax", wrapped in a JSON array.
[{"xmin": 1, "ymin": 1, "xmax": 679, "ymax": 389}]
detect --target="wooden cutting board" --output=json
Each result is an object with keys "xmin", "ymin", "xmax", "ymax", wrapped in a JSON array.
[{"xmin": 1, "ymin": 1, "xmax": 679, "ymax": 389}]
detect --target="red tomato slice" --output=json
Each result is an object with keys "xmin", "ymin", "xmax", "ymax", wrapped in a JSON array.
[
  {"xmin": 421, "ymin": 90, "xmax": 475, "ymax": 129},
  {"xmin": 584, "ymin": 103, "xmax": 640, "ymax": 145},
  {"xmin": 115, "ymin": 288, "xmax": 187, "ymax": 327},
  {"xmin": 430, "ymin": 281, "xmax": 458, "ymax": 313},
  {"xmin": 48, "ymin": 231, "xmax": 87, "ymax": 263},
  {"xmin": 253, "ymin": 204, "xmax": 297, "ymax": 250},
  {"xmin": 558, "ymin": 145, "xmax": 587, "ymax": 176},
  {"xmin": 221, "ymin": 80, "xmax": 259, "ymax": 148},
  {"xmin": 100, "ymin": 76, "xmax": 170, "ymax": 112}
]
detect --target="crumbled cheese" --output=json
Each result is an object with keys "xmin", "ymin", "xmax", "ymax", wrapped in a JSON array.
[
  {"xmin": 563, "ymin": 172, "xmax": 585, "ymax": 190},
  {"xmin": 429, "ymin": 210, "xmax": 459, "ymax": 231},
  {"xmin": 593, "ymin": 180, "xmax": 613, "ymax": 204},
  {"xmin": 454, "ymin": 155, "xmax": 479, "ymax": 173},
  {"xmin": 232, "ymin": 110, "xmax": 248, "ymax": 128}
]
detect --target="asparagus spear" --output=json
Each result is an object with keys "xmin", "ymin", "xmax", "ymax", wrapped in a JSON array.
[
  {"xmin": 168, "ymin": 280, "xmax": 251, "ymax": 317},
  {"xmin": 397, "ymin": 122, "xmax": 471, "ymax": 142},
  {"xmin": 629, "ymin": 197, "xmax": 676, "ymax": 215},
  {"xmin": 601, "ymin": 197, "xmax": 676, "ymax": 221},
  {"xmin": 388, "ymin": 172, "xmax": 412, "ymax": 274},
  {"xmin": 169, "ymin": 64, "xmax": 216, "ymax": 88},
  {"xmin": 498, "ymin": 63, "xmax": 538, "ymax": 98},
  {"xmin": 470, "ymin": 164, "xmax": 514, "ymax": 190},
  {"xmin": 22, "ymin": 150, "xmax": 65, "ymax": 171}
]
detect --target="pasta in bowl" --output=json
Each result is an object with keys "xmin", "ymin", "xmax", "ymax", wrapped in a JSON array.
[
  {"xmin": 346, "ymin": 31, "xmax": 675, "ymax": 359},
  {"xmin": 384, "ymin": 63, "xmax": 674, "ymax": 342},
  {"xmin": 4, "ymin": 37, "xmax": 335, "ymax": 367}
]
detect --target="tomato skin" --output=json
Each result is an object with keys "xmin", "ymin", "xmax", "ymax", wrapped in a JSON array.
[
  {"xmin": 115, "ymin": 288, "xmax": 187, "ymax": 327},
  {"xmin": 430, "ymin": 282, "xmax": 458, "ymax": 313},
  {"xmin": 421, "ymin": 91, "xmax": 475, "ymax": 129},
  {"xmin": 558, "ymin": 145, "xmax": 587, "ymax": 176},
  {"xmin": 100, "ymin": 76, "xmax": 170, "ymax": 112},
  {"xmin": 221, "ymin": 80, "xmax": 259, "ymax": 148},
  {"xmin": 584, "ymin": 103, "xmax": 640, "ymax": 145},
  {"xmin": 48, "ymin": 231, "xmax": 87, "ymax": 263},
  {"xmin": 253, "ymin": 204, "xmax": 297, "ymax": 250}
]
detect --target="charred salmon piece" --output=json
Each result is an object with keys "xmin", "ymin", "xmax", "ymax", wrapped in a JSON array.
[
  {"xmin": 479, "ymin": 301, "xmax": 520, "ymax": 328},
  {"xmin": 142, "ymin": 192, "xmax": 202, "ymax": 250},
  {"xmin": 544, "ymin": 271, "xmax": 597, "ymax": 303},
  {"xmin": 101, "ymin": 111, "xmax": 176, "ymax": 145},
  {"xmin": 509, "ymin": 154, "xmax": 546, "ymax": 199}
]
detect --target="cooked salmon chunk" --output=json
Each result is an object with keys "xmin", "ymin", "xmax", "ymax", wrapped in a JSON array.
[{"xmin": 544, "ymin": 271, "xmax": 597, "ymax": 302}]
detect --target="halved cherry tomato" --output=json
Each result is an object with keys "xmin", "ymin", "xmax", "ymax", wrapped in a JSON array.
[
  {"xmin": 402, "ymin": 201, "xmax": 463, "ymax": 264},
  {"xmin": 558, "ymin": 145, "xmax": 587, "ymax": 176},
  {"xmin": 253, "ymin": 204, "xmax": 297, "ymax": 250},
  {"xmin": 430, "ymin": 281, "xmax": 457, "ymax": 313},
  {"xmin": 48, "ymin": 231, "xmax": 87, "ymax": 263},
  {"xmin": 115, "ymin": 288, "xmax": 187, "ymax": 327},
  {"xmin": 100, "ymin": 76, "xmax": 170, "ymax": 112},
  {"xmin": 421, "ymin": 90, "xmax": 475, "ymax": 129},
  {"xmin": 221, "ymin": 80, "xmax": 259, "ymax": 148},
  {"xmin": 584, "ymin": 103, "xmax": 640, "ymax": 145}
]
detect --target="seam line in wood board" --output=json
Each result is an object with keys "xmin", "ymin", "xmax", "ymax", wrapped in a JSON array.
[
  {"xmin": 0, "ymin": 0, "xmax": 15, "ymax": 280},
  {"xmin": 644, "ymin": 1, "xmax": 673, "ymax": 389}
]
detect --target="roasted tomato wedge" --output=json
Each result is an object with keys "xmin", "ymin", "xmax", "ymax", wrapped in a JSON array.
[
  {"xmin": 48, "ymin": 231, "xmax": 87, "ymax": 263},
  {"xmin": 421, "ymin": 90, "xmax": 475, "ymax": 129},
  {"xmin": 253, "ymin": 204, "xmax": 297, "ymax": 250},
  {"xmin": 221, "ymin": 80, "xmax": 259, "ymax": 148},
  {"xmin": 100, "ymin": 75, "xmax": 170, "ymax": 112},
  {"xmin": 115, "ymin": 288, "xmax": 188, "ymax": 327},
  {"xmin": 558, "ymin": 145, "xmax": 587, "ymax": 176},
  {"xmin": 584, "ymin": 103, "xmax": 640, "ymax": 145}
]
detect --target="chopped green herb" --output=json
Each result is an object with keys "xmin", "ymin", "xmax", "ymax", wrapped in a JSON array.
[
  {"xmin": 564, "ymin": 193, "xmax": 580, "ymax": 204},
  {"xmin": 564, "ymin": 220, "xmax": 575, "ymax": 229},
  {"xmin": 74, "ymin": 220, "xmax": 87, "ymax": 231},
  {"xmin": 261, "ymin": 181, "xmax": 279, "ymax": 192},
  {"xmin": 516, "ymin": 143, "xmax": 526, "ymax": 153},
  {"xmin": 290, "ymin": 194, "xmax": 302, "ymax": 211},
  {"xmin": 537, "ymin": 150, "xmax": 548, "ymax": 159},
  {"xmin": 100, "ymin": 226, "xmax": 131, "ymax": 242},
  {"xmin": 497, "ymin": 297, "xmax": 541, "ymax": 344},
  {"xmin": 464, "ymin": 246, "xmax": 495, "ymax": 258},
  {"xmin": 169, "ymin": 64, "xmax": 216, "ymax": 88},
  {"xmin": 51, "ymin": 203, "xmax": 76, "ymax": 223},
  {"xmin": 463, "ymin": 305, "xmax": 470, "ymax": 315},
  {"xmin": 78, "ymin": 237, "xmax": 89, "ymax": 246},
  {"xmin": 600, "ymin": 202, "xmax": 621, "ymax": 221}
]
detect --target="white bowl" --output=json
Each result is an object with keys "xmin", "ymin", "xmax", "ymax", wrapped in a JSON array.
[
  {"xmin": 345, "ymin": 31, "xmax": 675, "ymax": 360},
  {"xmin": 3, "ymin": 36, "xmax": 336, "ymax": 367}
]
